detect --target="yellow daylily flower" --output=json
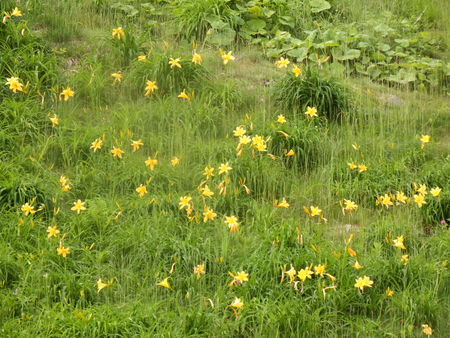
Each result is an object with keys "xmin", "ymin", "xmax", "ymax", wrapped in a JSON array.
[
  {"xmin": 97, "ymin": 279, "xmax": 113, "ymax": 292},
  {"xmin": 358, "ymin": 164, "xmax": 368, "ymax": 173},
  {"xmin": 144, "ymin": 80, "xmax": 158, "ymax": 96},
  {"xmin": 276, "ymin": 198, "xmax": 289, "ymax": 208},
  {"xmin": 201, "ymin": 185, "xmax": 214, "ymax": 197},
  {"xmin": 414, "ymin": 194, "xmax": 426, "ymax": 208},
  {"xmin": 193, "ymin": 264, "xmax": 205, "ymax": 279},
  {"xmin": 145, "ymin": 156, "xmax": 158, "ymax": 170},
  {"xmin": 179, "ymin": 196, "xmax": 192, "ymax": 210},
  {"xmin": 233, "ymin": 126, "xmax": 246, "ymax": 137},
  {"xmin": 57, "ymin": 244, "xmax": 70, "ymax": 258},
  {"xmin": 111, "ymin": 146, "xmax": 124, "ymax": 159},
  {"xmin": 49, "ymin": 114, "xmax": 59, "ymax": 127},
  {"xmin": 274, "ymin": 57, "xmax": 290, "ymax": 68},
  {"xmin": 276, "ymin": 114, "xmax": 286, "ymax": 124},
  {"xmin": 292, "ymin": 65, "xmax": 302, "ymax": 77},
  {"xmin": 46, "ymin": 225, "xmax": 60, "ymax": 238},
  {"xmin": 385, "ymin": 287, "xmax": 394, "ymax": 297},
  {"xmin": 220, "ymin": 50, "xmax": 235, "ymax": 65},
  {"xmin": 90, "ymin": 137, "xmax": 103, "ymax": 152},
  {"xmin": 59, "ymin": 87, "xmax": 75, "ymax": 101},
  {"xmin": 393, "ymin": 235, "xmax": 406, "ymax": 250},
  {"xmin": 430, "ymin": 187, "xmax": 441, "ymax": 198},
  {"xmin": 304, "ymin": 106, "xmax": 318, "ymax": 119},
  {"xmin": 136, "ymin": 184, "xmax": 148, "ymax": 197},
  {"xmin": 131, "ymin": 139, "xmax": 144, "ymax": 152},
  {"xmin": 224, "ymin": 216, "xmax": 239, "ymax": 233},
  {"xmin": 170, "ymin": 157, "xmax": 180, "ymax": 166},
  {"xmin": 218, "ymin": 162, "xmax": 232, "ymax": 175},
  {"xmin": 421, "ymin": 324, "xmax": 433, "ymax": 336},
  {"xmin": 169, "ymin": 58, "xmax": 182, "ymax": 69},
  {"xmin": 354, "ymin": 276, "xmax": 373, "ymax": 292},
  {"xmin": 228, "ymin": 271, "xmax": 248, "ymax": 287},
  {"xmin": 178, "ymin": 89, "xmax": 190, "ymax": 100},
  {"xmin": 156, "ymin": 277, "xmax": 172, "ymax": 290},
  {"xmin": 112, "ymin": 27, "xmax": 125, "ymax": 40},
  {"xmin": 352, "ymin": 261, "xmax": 363, "ymax": 269},
  {"xmin": 71, "ymin": 200, "xmax": 86, "ymax": 214},
  {"xmin": 192, "ymin": 52, "xmax": 202, "ymax": 65},
  {"xmin": 21, "ymin": 203, "xmax": 36, "ymax": 216},
  {"xmin": 5, "ymin": 77, "xmax": 23, "ymax": 93},
  {"xmin": 111, "ymin": 72, "xmax": 123, "ymax": 83},
  {"xmin": 202, "ymin": 207, "xmax": 217, "ymax": 222},
  {"xmin": 420, "ymin": 135, "xmax": 430, "ymax": 148}
]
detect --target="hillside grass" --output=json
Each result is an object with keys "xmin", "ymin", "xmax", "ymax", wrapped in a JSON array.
[{"xmin": 1, "ymin": 0, "xmax": 449, "ymax": 336}]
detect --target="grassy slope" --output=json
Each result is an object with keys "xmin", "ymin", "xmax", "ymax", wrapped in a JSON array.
[{"xmin": 1, "ymin": 0, "xmax": 449, "ymax": 336}]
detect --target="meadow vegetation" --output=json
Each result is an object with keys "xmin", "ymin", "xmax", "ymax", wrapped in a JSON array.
[{"xmin": 0, "ymin": 0, "xmax": 449, "ymax": 336}]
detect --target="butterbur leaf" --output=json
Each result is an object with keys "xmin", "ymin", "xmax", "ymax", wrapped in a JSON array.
[
  {"xmin": 266, "ymin": 48, "xmax": 283, "ymax": 58},
  {"xmin": 287, "ymin": 47, "xmax": 308, "ymax": 62},
  {"xmin": 335, "ymin": 49, "xmax": 360, "ymax": 61},
  {"xmin": 387, "ymin": 69, "xmax": 416, "ymax": 84},
  {"xmin": 244, "ymin": 19, "xmax": 266, "ymax": 32},
  {"xmin": 310, "ymin": 0, "xmax": 331, "ymax": 13},
  {"xmin": 208, "ymin": 27, "xmax": 236, "ymax": 45},
  {"xmin": 279, "ymin": 16, "xmax": 295, "ymax": 28}
]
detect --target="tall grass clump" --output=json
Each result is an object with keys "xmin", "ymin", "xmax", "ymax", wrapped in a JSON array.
[
  {"xmin": 28, "ymin": 0, "xmax": 84, "ymax": 43},
  {"xmin": 273, "ymin": 70, "xmax": 350, "ymax": 120},
  {"xmin": 110, "ymin": 28, "xmax": 139, "ymax": 66},
  {"xmin": 270, "ymin": 119, "xmax": 330, "ymax": 172},
  {"xmin": 0, "ymin": 11, "xmax": 59, "ymax": 97}
]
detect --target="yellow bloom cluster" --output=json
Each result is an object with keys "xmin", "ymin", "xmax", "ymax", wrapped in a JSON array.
[
  {"xmin": 376, "ymin": 184, "xmax": 441, "ymax": 209},
  {"xmin": 280, "ymin": 264, "xmax": 336, "ymax": 297}
]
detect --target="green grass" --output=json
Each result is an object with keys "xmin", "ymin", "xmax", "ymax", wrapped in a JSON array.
[{"xmin": 0, "ymin": 0, "xmax": 449, "ymax": 336}]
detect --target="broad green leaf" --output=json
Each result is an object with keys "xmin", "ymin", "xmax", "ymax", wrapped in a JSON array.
[
  {"xmin": 394, "ymin": 39, "xmax": 409, "ymax": 48},
  {"xmin": 376, "ymin": 43, "xmax": 390, "ymax": 52},
  {"xmin": 206, "ymin": 16, "xmax": 227, "ymax": 30},
  {"xmin": 265, "ymin": 48, "xmax": 283, "ymax": 58},
  {"xmin": 247, "ymin": 5, "xmax": 263, "ymax": 18},
  {"xmin": 335, "ymin": 48, "xmax": 360, "ymax": 61},
  {"xmin": 287, "ymin": 47, "xmax": 308, "ymax": 61},
  {"xmin": 310, "ymin": 0, "xmax": 331, "ymax": 13},
  {"xmin": 367, "ymin": 65, "xmax": 381, "ymax": 78},
  {"xmin": 244, "ymin": 19, "xmax": 266, "ymax": 32},
  {"xmin": 357, "ymin": 42, "xmax": 369, "ymax": 48},
  {"xmin": 279, "ymin": 16, "xmax": 295, "ymax": 28},
  {"xmin": 323, "ymin": 40, "xmax": 339, "ymax": 47},
  {"xmin": 387, "ymin": 69, "xmax": 416, "ymax": 84},
  {"xmin": 262, "ymin": 8, "xmax": 276, "ymax": 18},
  {"xmin": 208, "ymin": 27, "xmax": 236, "ymax": 46}
]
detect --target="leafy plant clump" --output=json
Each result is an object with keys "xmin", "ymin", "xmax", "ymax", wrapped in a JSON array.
[
  {"xmin": 127, "ymin": 51, "xmax": 210, "ymax": 95},
  {"xmin": 273, "ymin": 70, "xmax": 350, "ymax": 120}
]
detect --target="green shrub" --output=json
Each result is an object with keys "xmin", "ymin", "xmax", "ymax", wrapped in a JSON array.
[{"xmin": 273, "ymin": 70, "xmax": 350, "ymax": 120}]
